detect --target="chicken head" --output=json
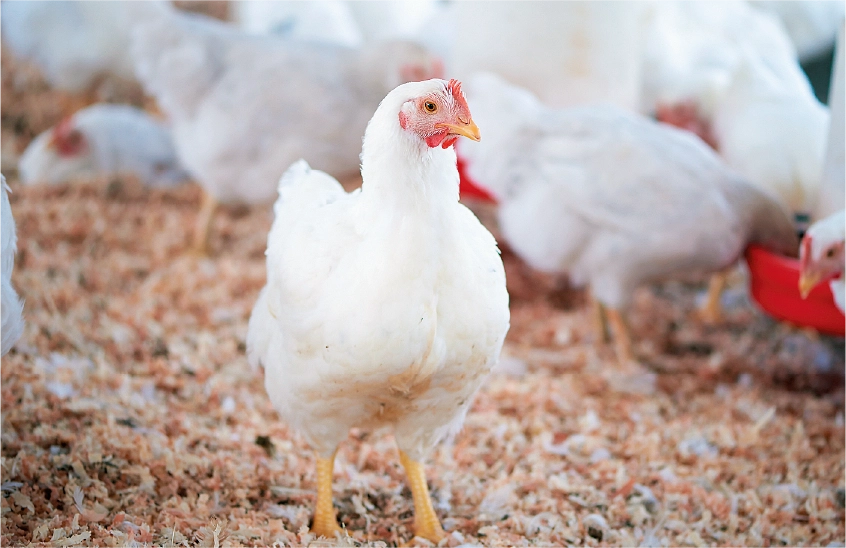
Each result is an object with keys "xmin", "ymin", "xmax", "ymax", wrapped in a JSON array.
[{"xmin": 398, "ymin": 79, "xmax": 480, "ymax": 149}]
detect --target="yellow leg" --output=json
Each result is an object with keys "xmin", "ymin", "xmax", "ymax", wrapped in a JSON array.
[
  {"xmin": 606, "ymin": 308, "xmax": 633, "ymax": 366},
  {"xmin": 399, "ymin": 450, "xmax": 445, "ymax": 544},
  {"xmin": 590, "ymin": 293, "xmax": 610, "ymax": 344},
  {"xmin": 311, "ymin": 453, "xmax": 341, "ymax": 539},
  {"xmin": 700, "ymin": 272, "xmax": 726, "ymax": 324},
  {"xmin": 192, "ymin": 190, "xmax": 218, "ymax": 256}
]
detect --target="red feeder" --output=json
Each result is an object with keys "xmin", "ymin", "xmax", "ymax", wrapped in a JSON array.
[
  {"xmin": 456, "ymin": 155, "xmax": 498, "ymax": 204},
  {"xmin": 745, "ymin": 244, "xmax": 845, "ymax": 337}
]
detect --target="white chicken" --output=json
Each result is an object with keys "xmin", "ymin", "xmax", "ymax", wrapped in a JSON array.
[
  {"xmin": 1, "ymin": 1, "xmax": 137, "ymax": 94},
  {"xmin": 446, "ymin": 1, "xmax": 645, "ymax": 112},
  {"xmin": 233, "ymin": 0, "xmax": 363, "ymax": 47},
  {"xmin": 815, "ymin": 19, "xmax": 845, "ymax": 222},
  {"xmin": 800, "ymin": 209, "xmax": 846, "ymax": 313},
  {"xmin": 346, "ymin": 1, "xmax": 440, "ymax": 45},
  {"xmin": 130, "ymin": 2, "xmax": 443, "ymax": 253},
  {"xmin": 18, "ymin": 104, "xmax": 188, "ymax": 188},
  {"xmin": 751, "ymin": 0, "xmax": 845, "ymax": 62},
  {"xmin": 644, "ymin": 1, "xmax": 829, "ymax": 221},
  {"xmin": 2, "ymin": 175, "xmax": 24, "ymax": 356},
  {"xmin": 711, "ymin": 50, "xmax": 830, "ymax": 220},
  {"xmin": 643, "ymin": 0, "xmax": 812, "ymax": 118},
  {"xmin": 458, "ymin": 74, "xmax": 797, "ymax": 365},
  {"xmin": 247, "ymin": 79, "xmax": 509, "ymax": 542}
]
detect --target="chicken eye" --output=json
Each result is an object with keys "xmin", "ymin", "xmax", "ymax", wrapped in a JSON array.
[
  {"xmin": 424, "ymin": 101, "xmax": 438, "ymax": 113},
  {"xmin": 826, "ymin": 248, "xmax": 836, "ymax": 258}
]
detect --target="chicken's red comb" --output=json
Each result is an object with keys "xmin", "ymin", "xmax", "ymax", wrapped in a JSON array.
[
  {"xmin": 49, "ymin": 115, "xmax": 86, "ymax": 157},
  {"xmin": 50, "ymin": 116, "xmax": 74, "ymax": 143},
  {"xmin": 447, "ymin": 79, "xmax": 464, "ymax": 99}
]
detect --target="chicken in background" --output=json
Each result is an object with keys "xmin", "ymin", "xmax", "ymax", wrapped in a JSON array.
[
  {"xmin": 814, "ymin": 19, "xmax": 845, "ymax": 223},
  {"xmin": 2, "ymin": 175, "xmax": 24, "ymax": 357},
  {"xmin": 346, "ymin": 1, "xmax": 441, "ymax": 46},
  {"xmin": 711, "ymin": 48, "xmax": 830, "ymax": 223},
  {"xmin": 130, "ymin": 2, "xmax": 443, "ymax": 254},
  {"xmin": 457, "ymin": 73, "xmax": 797, "ymax": 368},
  {"xmin": 1, "ymin": 1, "xmax": 142, "ymax": 111},
  {"xmin": 247, "ymin": 79, "xmax": 509, "ymax": 543},
  {"xmin": 644, "ymin": 1, "xmax": 830, "ymax": 225},
  {"xmin": 234, "ymin": 1, "xmax": 447, "ymax": 54},
  {"xmin": 18, "ymin": 104, "xmax": 189, "ymax": 188},
  {"xmin": 233, "ymin": 0, "xmax": 363, "ymax": 47},
  {"xmin": 446, "ymin": 1, "xmax": 645, "ymax": 112},
  {"xmin": 751, "ymin": 0, "xmax": 845, "ymax": 63},
  {"xmin": 800, "ymin": 210, "xmax": 846, "ymax": 314}
]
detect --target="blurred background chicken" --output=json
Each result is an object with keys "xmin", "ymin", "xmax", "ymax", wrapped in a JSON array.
[
  {"xmin": 129, "ymin": 2, "xmax": 442, "ymax": 254},
  {"xmin": 643, "ymin": 1, "xmax": 831, "ymax": 226},
  {"xmin": 446, "ymin": 1, "xmax": 645, "ymax": 112},
  {"xmin": 458, "ymin": 74, "xmax": 798, "ymax": 367},
  {"xmin": 1, "ymin": 1, "xmax": 142, "ymax": 113},
  {"xmin": 19, "ymin": 104, "xmax": 188, "ymax": 188},
  {"xmin": 248, "ymin": 79, "xmax": 509, "ymax": 542},
  {"xmin": 2, "ymin": 175, "xmax": 24, "ymax": 356},
  {"xmin": 233, "ymin": 0, "xmax": 363, "ymax": 46}
]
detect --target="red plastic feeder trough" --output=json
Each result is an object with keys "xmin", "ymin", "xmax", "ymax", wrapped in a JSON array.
[{"xmin": 745, "ymin": 244, "xmax": 845, "ymax": 337}]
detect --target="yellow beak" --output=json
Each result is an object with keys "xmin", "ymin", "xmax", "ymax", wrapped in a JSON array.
[
  {"xmin": 798, "ymin": 272, "xmax": 821, "ymax": 299},
  {"xmin": 436, "ymin": 119, "xmax": 481, "ymax": 141}
]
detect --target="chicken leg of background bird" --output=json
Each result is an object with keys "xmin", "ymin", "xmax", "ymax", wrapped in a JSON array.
[
  {"xmin": 606, "ymin": 308, "xmax": 634, "ymax": 366},
  {"xmin": 590, "ymin": 291, "xmax": 610, "ymax": 345},
  {"xmin": 192, "ymin": 190, "xmax": 218, "ymax": 255},
  {"xmin": 311, "ymin": 453, "xmax": 342, "ymax": 539},
  {"xmin": 699, "ymin": 270, "xmax": 728, "ymax": 324},
  {"xmin": 399, "ymin": 450, "xmax": 445, "ymax": 544}
]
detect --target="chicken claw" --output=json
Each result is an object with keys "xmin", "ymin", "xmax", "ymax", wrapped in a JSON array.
[
  {"xmin": 399, "ymin": 450, "xmax": 445, "ymax": 545},
  {"xmin": 311, "ymin": 453, "xmax": 342, "ymax": 539}
]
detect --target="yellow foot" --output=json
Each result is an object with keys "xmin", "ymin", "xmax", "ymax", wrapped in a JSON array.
[
  {"xmin": 399, "ymin": 450, "xmax": 446, "ymax": 545},
  {"xmin": 699, "ymin": 271, "xmax": 727, "ymax": 324},
  {"xmin": 311, "ymin": 453, "xmax": 342, "ymax": 539}
]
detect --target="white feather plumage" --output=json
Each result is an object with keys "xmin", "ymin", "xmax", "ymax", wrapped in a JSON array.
[
  {"xmin": 447, "ymin": 1, "xmax": 644, "ymax": 112},
  {"xmin": 1, "ymin": 1, "xmax": 137, "ymax": 92},
  {"xmin": 234, "ymin": 0, "xmax": 363, "ymax": 47},
  {"xmin": 1, "ymin": 176, "xmax": 24, "ymax": 356}
]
